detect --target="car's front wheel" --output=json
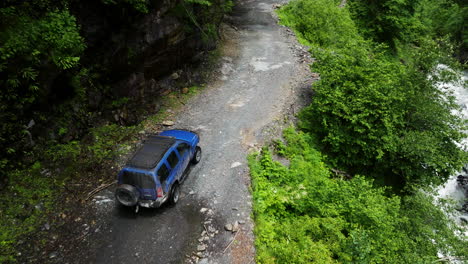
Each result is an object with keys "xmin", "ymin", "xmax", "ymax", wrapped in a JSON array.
[
  {"xmin": 169, "ymin": 183, "xmax": 180, "ymax": 205},
  {"xmin": 191, "ymin": 146, "xmax": 202, "ymax": 164}
]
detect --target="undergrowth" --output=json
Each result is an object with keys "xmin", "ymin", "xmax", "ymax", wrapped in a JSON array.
[{"xmin": 249, "ymin": 128, "xmax": 467, "ymax": 263}]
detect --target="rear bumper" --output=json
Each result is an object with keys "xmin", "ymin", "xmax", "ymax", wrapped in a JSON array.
[{"xmin": 138, "ymin": 196, "xmax": 168, "ymax": 208}]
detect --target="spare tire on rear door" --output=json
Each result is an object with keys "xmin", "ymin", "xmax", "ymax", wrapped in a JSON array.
[{"xmin": 115, "ymin": 184, "xmax": 140, "ymax": 207}]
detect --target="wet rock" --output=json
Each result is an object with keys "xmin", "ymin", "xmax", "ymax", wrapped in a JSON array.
[
  {"xmin": 224, "ymin": 224, "xmax": 233, "ymax": 231},
  {"xmin": 26, "ymin": 119, "xmax": 35, "ymax": 129},
  {"xmin": 49, "ymin": 251, "xmax": 58, "ymax": 259},
  {"xmin": 460, "ymin": 203, "xmax": 468, "ymax": 214},
  {"xmin": 460, "ymin": 216, "xmax": 468, "ymax": 225},
  {"xmin": 162, "ymin": 120, "xmax": 175, "ymax": 126},
  {"xmin": 35, "ymin": 203, "xmax": 44, "ymax": 211},
  {"xmin": 208, "ymin": 226, "xmax": 216, "ymax": 233},
  {"xmin": 230, "ymin": 162, "xmax": 242, "ymax": 168},
  {"xmin": 232, "ymin": 221, "xmax": 240, "ymax": 232},
  {"xmin": 197, "ymin": 244, "xmax": 206, "ymax": 251},
  {"xmin": 457, "ymin": 175, "xmax": 468, "ymax": 188},
  {"xmin": 171, "ymin": 72, "xmax": 179, "ymax": 80}
]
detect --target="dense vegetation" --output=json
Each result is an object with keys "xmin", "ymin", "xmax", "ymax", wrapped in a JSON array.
[
  {"xmin": 250, "ymin": 129, "xmax": 466, "ymax": 263},
  {"xmin": 250, "ymin": 0, "xmax": 468, "ymax": 262},
  {"xmin": 280, "ymin": 0, "xmax": 466, "ymax": 188},
  {"xmin": 0, "ymin": 0, "xmax": 230, "ymax": 261}
]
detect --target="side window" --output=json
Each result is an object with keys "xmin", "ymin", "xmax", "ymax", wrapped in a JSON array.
[
  {"xmin": 157, "ymin": 163, "xmax": 170, "ymax": 182},
  {"xmin": 167, "ymin": 151, "xmax": 179, "ymax": 169},
  {"xmin": 177, "ymin": 143, "xmax": 190, "ymax": 157}
]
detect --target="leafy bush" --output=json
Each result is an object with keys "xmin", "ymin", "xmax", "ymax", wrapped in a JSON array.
[
  {"xmin": 278, "ymin": 0, "xmax": 359, "ymax": 48},
  {"xmin": 346, "ymin": 0, "xmax": 422, "ymax": 47},
  {"xmin": 415, "ymin": 0, "xmax": 467, "ymax": 61},
  {"xmin": 0, "ymin": 7, "xmax": 85, "ymax": 174},
  {"xmin": 249, "ymin": 128, "xmax": 467, "ymax": 263},
  {"xmin": 278, "ymin": 0, "xmax": 466, "ymax": 187}
]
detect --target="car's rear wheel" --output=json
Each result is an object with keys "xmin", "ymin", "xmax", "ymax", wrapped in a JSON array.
[
  {"xmin": 191, "ymin": 146, "xmax": 202, "ymax": 164},
  {"xmin": 115, "ymin": 184, "xmax": 139, "ymax": 207},
  {"xmin": 169, "ymin": 183, "xmax": 180, "ymax": 205}
]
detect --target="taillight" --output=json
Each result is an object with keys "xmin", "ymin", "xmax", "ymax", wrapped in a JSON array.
[{"xmin": 157, "ymin": 187, "xmax": 163, "ymax": 197}]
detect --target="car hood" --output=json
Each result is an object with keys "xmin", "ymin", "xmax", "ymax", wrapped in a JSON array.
[{"xmin": 159, "ymin": 129, "xmax": 199, "ymax": 145}]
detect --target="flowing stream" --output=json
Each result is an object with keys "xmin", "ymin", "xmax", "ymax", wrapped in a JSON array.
[{"xmin": 436, "ymin": 69, "xmax": 468, "ymax": 226}]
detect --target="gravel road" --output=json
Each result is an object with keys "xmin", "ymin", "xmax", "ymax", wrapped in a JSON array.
[{"xmin": 78, "ymin": 0, "xmax": 312, "ymax": 263}]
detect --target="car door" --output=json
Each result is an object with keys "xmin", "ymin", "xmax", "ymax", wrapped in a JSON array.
[
  {"xmin": 157, "ymin": 161, "xmax": 171, "ymax": 194},
  {"xmin": 176, "ymin": 142, "xmax": 191, "ymax": 175},
  {"xmin": 166, "ymin": 150, "xmax": 182, "ymax": 189}
]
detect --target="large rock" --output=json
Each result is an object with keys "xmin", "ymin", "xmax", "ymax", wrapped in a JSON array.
[{"xmin": 72, "ymin": 0, "xmax": 218, "ymax": 99}]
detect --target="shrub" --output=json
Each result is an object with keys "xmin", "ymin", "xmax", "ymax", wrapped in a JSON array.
[
  {"xmin": 249, "ymin": 128, "xmax": 467, "ymax": 263},
  {"xmin": 278, "ymin": 0, "xmax": 466, "ymax": 187}
]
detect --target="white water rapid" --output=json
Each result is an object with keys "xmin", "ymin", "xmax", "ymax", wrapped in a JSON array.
[{"xmin": 436, "ymin": 69, "xmax": 468, "ymax": 225}]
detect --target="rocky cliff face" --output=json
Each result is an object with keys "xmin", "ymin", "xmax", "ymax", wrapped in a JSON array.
[{"xmin": 72, "ymin": 0, "xmax": 221, "ymax": 104}]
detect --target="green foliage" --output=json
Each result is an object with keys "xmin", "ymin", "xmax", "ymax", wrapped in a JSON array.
[
  {"xmin": 87, "ymin": 124, "xmax": 137, "ymax": 164},
  {"xmin": 46, "ymin": 124, "xmax": 138, "ymax": 167},
  {"xmin": 249, "ymin": 128, "xmax": 467, "ymax": 263},
  {"xmin": 184, "ymin": 0, "xmax": 212, "ymax": 6},
  {"xmin": 278, "ymin": 0, "xmax": 360, "ymax": 48},
  {"xmin": 279, "ymin": 0, "xmax": 466, "ymax": 187},
  {"xmin": 0, "ymin": 7, "xmax": 85, "ymax": 173},
  {"xmin": 346, "ymin": 0, "xmax": 423, "ymax": 48},
  {"xmin": 101, "ymin": 0, "xmax": 149, "ymax": 13},
  {"xmin": 415, "ymin": 0, "xmax": 468, "ymax": 58},
  {"xmin": 176, "ymin": 0, "xmax": 230, "ymax": 44},
  {"xmin": 0, "ymin": 164, "xmax": 57, "ymax": 263}
]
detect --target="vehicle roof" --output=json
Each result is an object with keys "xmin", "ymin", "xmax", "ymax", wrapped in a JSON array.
[{"xmin": 126, "ymin": 135, "xmax": 176, "ymax": 170}]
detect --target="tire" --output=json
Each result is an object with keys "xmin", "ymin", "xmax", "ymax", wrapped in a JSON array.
[
  {"xmin": 191, "ymin": 146, "xmax": 202, "ymax": 164},
  {"xmin": 115, "ymin": 184, "xmax": 140, "ymax": 207},
  {"xmin": 169, "ymin": 183, "xmax": 180, "ymax": 205}
]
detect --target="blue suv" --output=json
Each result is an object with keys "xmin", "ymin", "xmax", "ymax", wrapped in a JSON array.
[{"xmin": 115, "ymin": 130, "xmax": 201, "ymax": 209}]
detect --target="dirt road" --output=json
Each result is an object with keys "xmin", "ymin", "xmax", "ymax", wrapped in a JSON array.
[{"xmin": 78, "ymin": 0, "xmax": 311, "ymax": 263}]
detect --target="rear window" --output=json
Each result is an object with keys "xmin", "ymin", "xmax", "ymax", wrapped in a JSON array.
[{"xmin": 121, "ymin": 171, "xmax": 155, "ymax": 189}]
